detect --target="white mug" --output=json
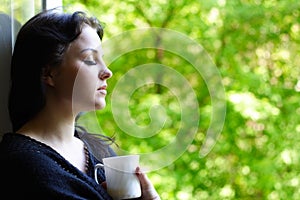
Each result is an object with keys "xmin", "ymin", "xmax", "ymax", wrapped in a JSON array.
[{"xmin": 95, "ymin": 155, "xmax": 141, "ymax": 200}]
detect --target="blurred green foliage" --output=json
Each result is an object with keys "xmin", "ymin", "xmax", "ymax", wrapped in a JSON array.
[{"xmin": 65, "ymin": 0, "xmax": 300, "ymax": 199}]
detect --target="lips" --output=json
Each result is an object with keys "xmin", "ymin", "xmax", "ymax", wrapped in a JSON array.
[
  {"xmin": 98, "ymin": 85, "xmax": 107, "ymax": 90},
  {"xmin": 97, "ymin": 85, "xmax": 107, "ymax": 95}
]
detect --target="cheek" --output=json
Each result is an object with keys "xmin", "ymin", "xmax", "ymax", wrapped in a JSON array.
[
  {"xmin": 72, "ymin": 70, "xmax": 102, "ymax": 111},
  {"xmin": 52, "ymin": 65, "xmax": 80, "ymax": 101},
  {"xmin": 72, "ymin": 69, "xmax": 98, "ymax": 97},
  {"xmin": 63, "ymin": 72, "xmax": 78, "ymax": 94}
]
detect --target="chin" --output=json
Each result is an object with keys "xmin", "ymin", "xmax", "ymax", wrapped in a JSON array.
[{"xmin": 94, "ymin": 101, "xmax": 106, "ymax": 110}]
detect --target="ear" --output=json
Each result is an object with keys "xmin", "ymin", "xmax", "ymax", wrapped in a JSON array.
[{"xmin": 42, "ymin": 66, "xmax": 55, "ymax": 87}]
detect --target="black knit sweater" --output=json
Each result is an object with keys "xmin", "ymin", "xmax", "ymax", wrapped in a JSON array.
[{"xmin": 0, "ymin": 133, "xmax": 114, "ymax": 199}]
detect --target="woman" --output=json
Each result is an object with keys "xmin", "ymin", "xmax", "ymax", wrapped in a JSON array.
[{"xmin": 0, "ymin": 10, "xmax": 160, "ymax": 199}]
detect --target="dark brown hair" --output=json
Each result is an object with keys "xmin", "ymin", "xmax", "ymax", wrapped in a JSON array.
[
  {"xmin": 9, "ymin": 10, "xmax": 104, "ymax": 132},
  {"xmin": 9, "ymin": 10, "xmax": 116, "ymax": 158}
]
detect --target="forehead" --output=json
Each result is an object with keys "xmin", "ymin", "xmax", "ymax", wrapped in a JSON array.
[{"xmin": 68, "ymin": 25, "xmax": 102, "ymax": 54}]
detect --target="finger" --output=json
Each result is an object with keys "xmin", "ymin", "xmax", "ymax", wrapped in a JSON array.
[
  {"xmin": 135, "ymin": 166, "xmax": 152, "ymax": 187},
  {"xmin": 135, "ymin": 166, "xmax": 141, "ymax": 174},
  {"xmin": 100, "ymin": 181, "xmax": 107, "ymax": 190},
  {"xmin": 135, "ymin": 167, "xmax": 160, "ymax": 200}
]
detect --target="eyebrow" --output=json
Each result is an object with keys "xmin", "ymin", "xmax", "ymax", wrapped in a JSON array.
[{"xmin": 80, "ymin": 48, "xmax": 98, "ymax": 53}]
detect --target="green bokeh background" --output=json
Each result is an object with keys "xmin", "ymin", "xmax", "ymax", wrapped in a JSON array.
[
  {"xmin": 6, "ymin": 0, "xmax": 300, "ymax": 199},
  {"xmin": 66, "ymin": 0, "xmax": 300, "ymax": 199}
]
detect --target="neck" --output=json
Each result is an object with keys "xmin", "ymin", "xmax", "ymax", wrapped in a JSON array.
[{"xmin": 17, "ymin": 103, "xmax": 78, "ymax": 144}]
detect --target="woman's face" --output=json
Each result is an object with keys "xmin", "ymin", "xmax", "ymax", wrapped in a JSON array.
[{"xmin": 49, "ymin": 25, "xmax": 112, "ymax": 114}]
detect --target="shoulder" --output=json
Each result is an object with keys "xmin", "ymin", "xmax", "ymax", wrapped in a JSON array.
[
  {"xmin": 0, "ymin": 133, "xmax": 63, "ymax": 195},
  {"xmin": 0, "ymin": 133, "xmax": 63, "ymax": 176},
  {"xmin": 0, "ymin": 133, "xmax": 41, "ymax": 157},
  {"xmin": 0, "ymin": 133, "xmax": 113, "ymax": 199}
]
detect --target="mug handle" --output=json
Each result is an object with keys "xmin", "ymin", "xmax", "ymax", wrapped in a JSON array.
[{"xmin": 94, "ymin": 163, "xmax": 104, "ymax": 184}]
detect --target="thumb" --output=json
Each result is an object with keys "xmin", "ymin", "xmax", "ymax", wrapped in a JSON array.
[
  {"xmin": 100, "ymin": 181, "xmax": 107, "ymax": 190},
  {"xmin": 135, "ymin": 166, "xmax": 152, "ymax": 187}
]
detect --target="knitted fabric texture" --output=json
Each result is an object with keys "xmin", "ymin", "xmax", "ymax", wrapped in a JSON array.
[{"xmin": 0, "ymin": 133, "xmax": 114, "ymax": 200}]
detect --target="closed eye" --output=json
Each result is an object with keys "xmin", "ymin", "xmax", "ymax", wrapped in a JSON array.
[{"xmin": 83, "ymin": 60, "xmax": 97, "ymax": 65}]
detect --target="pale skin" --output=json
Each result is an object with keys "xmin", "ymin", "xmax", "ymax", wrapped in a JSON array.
[{"xmin": 17, "ymin": 25, "xmax": 160, "ymax": 200}]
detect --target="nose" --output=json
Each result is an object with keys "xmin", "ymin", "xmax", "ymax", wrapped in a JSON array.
[{"xmin": 99, "ymin": 67, "xmax": 113, "ymax": 80}]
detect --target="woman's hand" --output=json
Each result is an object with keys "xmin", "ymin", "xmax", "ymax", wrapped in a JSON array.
[{"xmin": 135, "ymin": 167, "xmax": 161, "ymax": 200}]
